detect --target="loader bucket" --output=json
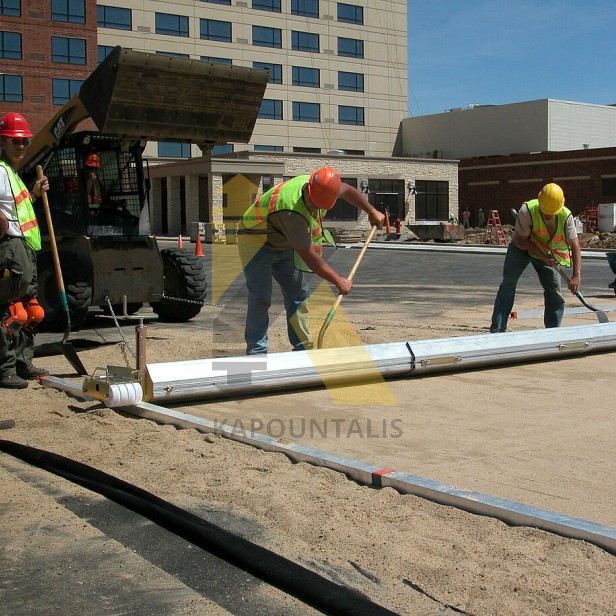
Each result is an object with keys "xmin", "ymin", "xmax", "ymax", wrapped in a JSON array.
[{"xmin": 79, "ymin": 47, "xmax": 269, "ymax": 146}]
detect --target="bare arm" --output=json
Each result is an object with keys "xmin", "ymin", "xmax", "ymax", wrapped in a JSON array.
[
  {"xmin": 568, "ymin": 237, "xmax": 582, "ymax": 293},
  {"xmin": 339, "ymin": 183, "xmax": 386, "ymax": 229}
]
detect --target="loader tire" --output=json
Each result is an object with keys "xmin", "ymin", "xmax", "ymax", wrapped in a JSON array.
[
  {"xmin": 37, "ymin": 253, "xmax": 92, "ymax": 331},
  {"xmin": 151, "ymin": 248, "xmax": 207, "ymax": 322}
]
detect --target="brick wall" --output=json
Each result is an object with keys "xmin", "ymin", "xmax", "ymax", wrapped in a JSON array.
[
  {"xmin": 0, "ymin": 0, "xmax": 98, "ymax": 132},
  {"xmin": 459, "ymin": 147, "xmax": 616, "ymax": 226}
]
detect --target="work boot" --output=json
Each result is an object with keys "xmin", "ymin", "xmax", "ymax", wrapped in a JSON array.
[
  {"xmin": 0, "ymin": 374, "xmax": 29, "ymax": 389},
  {"xmin": 18, "ymin": 366, "xmax": 50, "ymax": 380}
]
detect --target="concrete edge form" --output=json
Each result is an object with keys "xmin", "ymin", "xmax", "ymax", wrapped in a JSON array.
[
  {"xmin": 143, "ymin": 323, "xmax": 616, "ymax": 403},
  {"xmin": 39, "ymin": 377, "xmax": 616, "ymax": 557}
]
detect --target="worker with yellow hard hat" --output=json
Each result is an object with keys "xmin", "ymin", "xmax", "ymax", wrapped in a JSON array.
[
  {"xmin": 490, "ymin": 182, "xmax": 582, "ymax": 332},
  {"xmin": 239, "ymin": 167, "xmax": 385, "ymax": 354}
]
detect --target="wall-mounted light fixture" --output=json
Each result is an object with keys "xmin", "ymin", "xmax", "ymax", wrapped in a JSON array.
[
  {"xmin": 407, "ymin": 183, "xmax": 418, "ymax": 195},
  {"xmin": 360, "ymin": 181, "xmax": 370, "ymax": 195}
]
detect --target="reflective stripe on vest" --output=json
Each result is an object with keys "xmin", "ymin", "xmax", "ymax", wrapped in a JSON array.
[
  {"xmin": 527, "ymin": 199, "xmax": 571, "ymax": 267},
  {"xmin": 0, "ymin": 160, "xmax": 41, "ymax": 251},
  {"xmin": 242, "ymin": 175, "xmax": 335, "ymax": 272}
]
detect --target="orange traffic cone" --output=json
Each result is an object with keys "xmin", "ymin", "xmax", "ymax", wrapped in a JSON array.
[
  {"xmin": 178, "ymin": 234, "xmax": 184, "ymax": 249},
  {"xmin": 195, "ymin": 232, "xmax": 204, "ymax": 257}
]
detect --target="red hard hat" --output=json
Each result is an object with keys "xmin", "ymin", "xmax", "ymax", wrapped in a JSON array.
[
  {"xmin": 307, "ymin": 167, "xmax": 341, "ymax": 210},
  {"xmin": 0, "ymin": 112, "xmax": 33, "ymax": 138},
  {"xmin": 84, "ymin": 153, "xmax": 101, "ymax": 168}
]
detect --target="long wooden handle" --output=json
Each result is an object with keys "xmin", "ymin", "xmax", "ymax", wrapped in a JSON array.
[
  {"xmin": 316, "ymin": 225, "xmax": 378, "ymax": 349},
  {"xmin": 37, "ymin": 166, "xmax": 68, "ymax": 301}
]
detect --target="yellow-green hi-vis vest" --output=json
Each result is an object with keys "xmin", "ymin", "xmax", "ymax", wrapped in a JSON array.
[
  {"xmin": 526, "ymin": 198, "xmax": 571, "ymax": 267},
  {"xmin": 0, "ymin": 160, "xmax": 41, "ymax": 251},
  {"xmin": 242, "ymin": 175, "xmax": 336, "ymax": 272}
]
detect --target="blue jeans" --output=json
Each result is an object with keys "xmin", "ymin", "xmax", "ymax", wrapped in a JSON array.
[
  {"xmin": 239, "ymin": 241, "xmax": 312, "ymax": 354},
  {"xmin": 490, "ymin": 243, "xmax": 564, "ymax": 332}
]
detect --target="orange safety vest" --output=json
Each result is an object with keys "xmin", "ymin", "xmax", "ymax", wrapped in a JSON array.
[{"xmin": 0, "ymin": 160, "xmax": 41, "ymax": 251}]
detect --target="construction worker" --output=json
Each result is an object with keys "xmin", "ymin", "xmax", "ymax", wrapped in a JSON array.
[
  {"xmin": 490, "ymin": 183, "xmax": 581, "ymax": 333},
  {"xmin": 238, "ymin": 167, "xmax": 385, "ymax": 354},
  {"xmin": 0, "ymin": 112, "xmax": 49, "ymax": 389},
  {"xmin": 84, "ymin": 152, "xmax": 110, "ymax": 209}
]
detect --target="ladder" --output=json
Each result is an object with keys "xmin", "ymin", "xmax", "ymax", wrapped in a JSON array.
[
  {"xmin": 584, "ymin": 206, "xmax": 599, "ymax": 232},
  {"xmin": 484, "ymin": 210, "xmax": 508, "ymax": 245}
]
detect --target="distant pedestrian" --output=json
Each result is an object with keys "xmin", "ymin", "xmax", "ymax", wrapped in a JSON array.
[
  {"xmin": 462, "ymin": 207, "xmax": 471, "ymax": 229},
  {"xmin": 478, "ymin": 208, "xmax": 486, "ymax": 228}
]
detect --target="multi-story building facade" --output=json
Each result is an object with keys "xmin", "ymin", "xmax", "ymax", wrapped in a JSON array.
[{"xmin": 1, "ymin": 1, "xmax": 460, "ymax": 236}]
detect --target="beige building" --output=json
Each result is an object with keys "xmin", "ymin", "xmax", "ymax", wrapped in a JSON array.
[
  {"xmin": 93, "ymin": 0, "xmax": 458, "ymax": 235},
  {"xmin": 97, "ymin": 0, "xmax": 408, "ymax": 158}
]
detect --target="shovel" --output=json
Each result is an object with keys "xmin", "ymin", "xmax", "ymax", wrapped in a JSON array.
[
  {"xmin": 528, "ymin": 235, "xmax": 609, "ymax": 323},
  {"xmin": 36, "ymin": 166, "xmax": 88, "ymax": 375},
  {"xmin": 317, "ymin": 225, "xmax": 378, "ymax": 349}
]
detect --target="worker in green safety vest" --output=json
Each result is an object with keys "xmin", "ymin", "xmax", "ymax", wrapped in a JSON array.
[
  {"xmin": 0, "ymin": 112, "xmax": 50, "ymax": 389},
  {"xmin": 490, "ymin": 182, "xmax": 582, "ymax": 332},
  {"xmin": 239, "ymin": 167, "xmax": 384, "ymax": 355}
]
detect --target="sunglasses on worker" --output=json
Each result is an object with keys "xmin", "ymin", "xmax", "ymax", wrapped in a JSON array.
[{"xmin": 1, "ymin": 137, "xmax": 31, "ymax": 146}]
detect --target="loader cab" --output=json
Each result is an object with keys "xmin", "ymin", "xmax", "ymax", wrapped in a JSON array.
[{"xmin": 33, "ymin": 131, "xmax": 148, "ymax": 238}]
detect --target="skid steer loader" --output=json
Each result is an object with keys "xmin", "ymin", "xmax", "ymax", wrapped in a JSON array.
[{"xmin": 19, "ymin": 46, "xmax": 268, "ymax": 329}]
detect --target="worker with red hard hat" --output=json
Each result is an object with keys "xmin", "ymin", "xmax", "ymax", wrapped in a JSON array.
[
  {"xmin": 490, "ymin": 182, "xmax": 582, "ymax": 333},
  {"xmin": 0, "ymin": 112, "xmax": 50, "ymax": 389},
  {"xmin": 239, "ymin": 167, "xmax": 384, "ymax": 354}
]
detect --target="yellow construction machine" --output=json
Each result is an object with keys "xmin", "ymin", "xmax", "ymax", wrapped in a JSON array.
[{"xmin": 20, "ymin": 46, "xmax": 268, "ymax": 329}]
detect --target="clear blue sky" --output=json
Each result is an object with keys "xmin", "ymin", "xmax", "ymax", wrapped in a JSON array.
[{"xmin": 407, "ymin": 0, "xmax": 616, "ymax": 117}]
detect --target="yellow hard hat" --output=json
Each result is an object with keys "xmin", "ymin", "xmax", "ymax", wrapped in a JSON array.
[{"xmin": 538, "ymin": 183, "xmax": 564, "ymax": 215}]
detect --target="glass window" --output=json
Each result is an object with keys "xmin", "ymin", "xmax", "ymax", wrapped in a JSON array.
[
  {"xmin": 51, "ymin": 0, "xmax": 85, "ymax": 23},
  {"xmin": 602, "ymin": 177, "xmax": 616, "ymax": 197},
  {"xmin": 338, "ymin": 105, "xmax": 364, "ymax": 126},
  {"xmin": 293, "ymin": 146, "xmax": 321, "ymax": 153},
  {"xmin": 337, "ymin": 3, "xmax": 363, "ymax": 24},
  {"xmin": 158, "ymin": 142, "xmax": 191, "ymax": 158},
  {"xmin": 338, "ymin": 36, "xmax": 363, "ymax": 58},
  {"xmin": 52, "ymin": 36, "xmax": 86, "ymax": 65},
  {"xmin": 292, "ymin": 101, "xmax": 320, "ymax": 122},
  {"xmin": 253, "ymin": 62, "xmax": 282, "ymax": 84},
  {"xmin": 97, "ymin": 5, "xmax": 131, "ymax": 30},
  {"xmin": 252, "ymin": 25, "xmax": 282, "ymax": 48},
  {"xmin": 0, "ymin": 0, "xmax": 20, "ymax": 17},
  {"xmin": 291, "ymin": 0, "xmax": 318, "ymax": 18},
  {"xmin": 201, "ymin": 0, "xmax": 231, "ymax": 4},
  {"xmin": 155, "ymin": 13, "xmax": 189, "ymax": 37},
  {"xmin": 200, "ymin": 19, "xmax": 232, "ymax": 42},
  {"xmin": 52, "ymin": 78, "xmax": 83, "ymax": 105},
  {"xmin": 0, "ymin": 31, "xmax": 21, "ymax": 60},
  {"xmin": 212, "ymin": 144, "xmax": 234, "ymax": 155},
  {"xmin": 292, "ymin": 66, "xmax": 319, "ymax": 88},
  {"xmin": 254, "ymin": 145, "xmax": 283, "ymax": 152},
  {"xmin": 258, "ymin": 99, "xmax": 283, "ymax": 120},
  {"xmin": 327, "ymin": 178, "xmax": 358, "ymax": 220},
  {"xmin": 98, "ymin": 45, "xmax": 114, "ymax": 63},
  {"xmin": 292, "ymin": 31, "xmax": 319, "ymax": 53},
  {"xmin": 338, "ymin": 71, "xmax": 363, "ymax": 92},
  {"xmin": 415, "ymin": 180, "xmax": 449, "ymax": 221},
  {"xmin": 343, "ymin": 149, "xmax": 364, "ymax": 155},
  {"xmin": 0, "ymin": 74, "xmax": 22, "ymax": 102},
  {"xmin": 253, "ymin": 0, "xmax": 281, "ymax": 12},
  {"xmin": 201, "ymin": 56, "xmax": 232, "ymax": 64}
]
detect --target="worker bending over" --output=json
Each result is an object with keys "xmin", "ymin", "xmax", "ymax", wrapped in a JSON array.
[
  {"xmin": 490, "ymin": 182, "xmax": 581, "ymax": 333},
  {"xmin": 239, "ymin": 167, "xmax": 384, "ymax": 355}
]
